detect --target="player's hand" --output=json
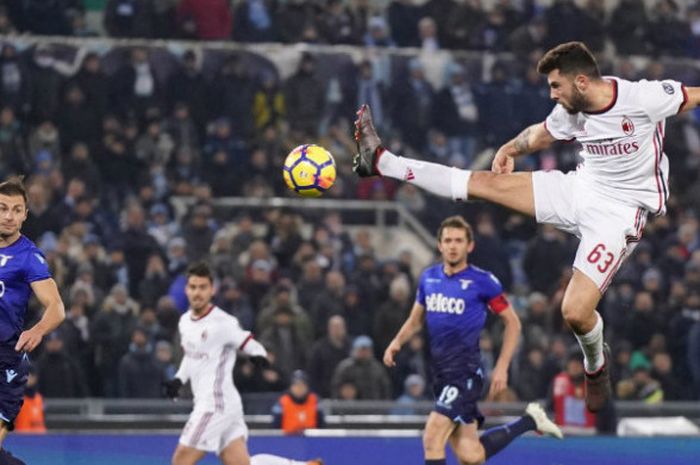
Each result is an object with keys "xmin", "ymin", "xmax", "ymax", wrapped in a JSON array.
[
  {"xmin": 15, "ymin": 328, "xmax": 43, "ymax": 352},
  {"xmin": 250, "ymin": 355, "xmax": 270, "ymax": 369},
  {"xmin": 488, "ymin": 366, "xmax": 509, "ymax": 400},
  {"xmin": 162, "ymin": 378, "xmax": 183, "ymax": 399},
  {"xmin": 383, "ymin": 340, "xmax": 401, "ymax": 367},
  {"xmin": 491, "ymin": 150, "xmax": 514, "ymax": 174}
]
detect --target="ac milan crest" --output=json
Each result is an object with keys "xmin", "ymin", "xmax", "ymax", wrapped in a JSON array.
[{"xmin": 621, "ymin": 116, "xmax": 634, "ymax": 136}]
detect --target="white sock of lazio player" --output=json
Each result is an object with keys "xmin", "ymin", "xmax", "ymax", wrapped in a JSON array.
[
  {"xmin": 250, "ymin": 454, "xmax": 307, "ymax": 465},
  {"xmin": 574, "ymin": 311, "xmax": 605, "ymax": 373},
  {"xmin": 377, "ymin": 149, "xmax": 471, "ymax": 202}
]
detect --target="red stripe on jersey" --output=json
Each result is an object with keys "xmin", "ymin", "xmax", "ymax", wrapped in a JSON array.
[
  {"xmin": 652, "ymin": 124, "xmax": 664, "ymax": 215},
  {"xmin": 678, "ymin": 84, "xmax": 689, "ymax": 114},
  {"xmin": 599, "ymin": 249, "xmax": 627, "ymax": 293},
  {"xmin": 584, "ymin": 79, "xmax": 618, "ymax": 115},
  {"xmin": 190, "ymin": 304, "xmax": 215, "ymax": 321},
  {"xmin": 488, "ymin": 294, "xmax": 509, "ymax": 314},
  {"xmin": 239, "ymin": 333, "xmax": 254, "ymax": 350},
  {"xmin": 213, "ymin": 346, "xmax": 232, "ymax": 412}
]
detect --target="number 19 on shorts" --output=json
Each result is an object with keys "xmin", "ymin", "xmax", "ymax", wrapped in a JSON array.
[{"xmin": 437, "ymin": 385, "xmax": 459, "ymax": 408}]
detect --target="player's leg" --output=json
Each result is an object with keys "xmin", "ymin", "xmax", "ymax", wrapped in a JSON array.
[
  {"xmin": 566, "ymin": 203, "xmax": 646, "ymax": 412},
  {"xmin": 0, "ymin": 351, "xmax": 29, "ymax": 464},
  {"xmin": 447, "ymin": 421, "xmax": 485, "ymax": 465},
  {"xmin": 218, "ymin": 437, "xmax": 250, "ymax": 465},
  {"xmin": 353, "ymin": 104, "xmax": 536, "ymax": 216},
  {"xmin": 250, "ymin": 454, "xmax": 323, "ymax": 465},
  {"xmin": 171, "ymin": 444, "xmax": 207, "ymax": 465},
  {"xmin": 468, "ymin": 402, "xmax": 564, "ymax": 464},
  {"xmin": 423, "ymin": 411, "xmax": 458, "ymax": 464}
]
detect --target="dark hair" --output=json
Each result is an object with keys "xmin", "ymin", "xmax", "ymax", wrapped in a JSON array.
[
  {"xmin": 0, "ymin": 176, "xmax": 27, "ymax": 206},
  {"xmin": 186, "ymin": 261, "xmax": 213, "ymax": 283},
  {"xmin": 437, "ymin": 215, "xmax": 473, "ymax": 242},
  {"xmin": 537, "ymin": 41, "xmax": 600, "ymax": 79}
]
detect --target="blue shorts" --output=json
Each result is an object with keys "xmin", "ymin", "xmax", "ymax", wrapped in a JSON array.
[
  {"xmin": 432, "ymin": 369, "xmax": 484, "ymax": 427},
  {"xmin": 0, "ymin": 344, "xmax": 29, "ymax": 429}
]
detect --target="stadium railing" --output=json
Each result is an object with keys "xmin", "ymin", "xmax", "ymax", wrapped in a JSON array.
[{"xmin": 42, "ymin": 397, "xmax": 700, "ymax": 433}]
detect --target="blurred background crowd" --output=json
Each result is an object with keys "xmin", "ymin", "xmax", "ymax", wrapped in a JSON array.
[{"xmin": 0, "ymin": 0, "xmax": 698, "ymax": 417}]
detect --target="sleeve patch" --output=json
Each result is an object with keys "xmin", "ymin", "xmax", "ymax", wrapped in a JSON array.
[{"xmin": 488, "ymin": 294, "xmax": 509, "ymax": 314}]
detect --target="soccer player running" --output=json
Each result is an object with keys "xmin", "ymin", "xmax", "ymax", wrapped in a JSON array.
[
  {"xmin": 355, "ymin": 41, "xmax": 700, "ymax": 413},
  {"xmin": 383, "ymin": 215, "xmax": 561, "ymax": 465},
  {"xmin": 164, "ymin": 262, "xmax": 322, "ymax": 465},
  {"xmin": 0, "ymin": 178, "xmax": 65, "ymax": 465}
]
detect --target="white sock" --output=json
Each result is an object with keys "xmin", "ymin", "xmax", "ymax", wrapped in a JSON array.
[
  {"xmin": 251, "ymin": 454, "xmax": 306, "ymax": 465},
  {"xmin": 377, "ymin": 149, "xmax": 471, "ymax": 201},
  {"xmin": 574, "ymin": 311, "xmax": 605, "ymax": 373}
]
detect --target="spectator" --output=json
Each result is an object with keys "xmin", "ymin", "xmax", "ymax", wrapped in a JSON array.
[
  {"xmin": 387, "ymin": 0, "xmax": 421, "ymax": 47},
  {"xmin": 391, "ymin": 374, "xmax": 428, "ymax": 415},
  {"xmin": 233, "ymin": 0, "xmax": 277, "ymax": 43},
  {"xmin": 373, "ymin": 275, "xmax": 412, "ymax": 359},
  {"xmin": 608, "ymin": 0, "xmax": 649, "ymax": 55},
  {"xmin": 317, "ymin": 0, "xmax": 359, "ymax": 45},
  {"xmin": 0, "ymin": 106, "xmax": 28, "ymax": 176},
  {"xmin": 517, "ymin": 347, "xmax": 550, "ymax": 401},
  {"xmin": 118, "ymin": 326, "xmax": 164, "ymax": 398},
  {"xmin": 617, "ymin": 352, "xmax": 664, "ymax": 403},
  {"xmin": 285, "ymin": 53, "xmax": 324, "ymax": 137},
  {"xmin": 391, "ymin": 59, "xmax": 434, "ymax": 151},
  {"xmin": 552, "ymin": 352, "xmax": 596, "ymax": 430},
  {"xmin": 139, "ymin": 253, "xmax": 171, "ymax": 308},
  {"xmin": 433, "ymin": 63, "xmax": 480, "ymax": 163},
  {"xmin": 91, "ymin": 284, "xmax": 139, "ymax": 396},
  {"xmin": 544, "ymin": 0, "xmax": 587, "ymax": 48},
  {"xmin": 36, "ymin": 332, "xmax": 88, "ymax": 398},
  {"xmin": 104, "ymin": 0, "xmax": 153, "ymax": 38},
  {"xmin": 391, "ymin": 333, "xmax": 430, "ymax": 396},
  {"xmin": 260, "ymin": 305, "xmax": 308, "ymax": 378},
  {"xmin": 14, "ymin": 367, "xmax": 46, "ymax": 433},
  {"xmin": 109, "ymin": 47, "xmax": 160, "ymax": 120},
  {"xmin": 0, "ymin": 44, "xmax": 30, "ymax": 116},
  {"xmin": 307, "ymin": 315, "xmax": 351, "ymax": 398},
  {"xmin": 253, "ymin": 71, "xmax": 286, "ymax": 132},
  {"xmin": 364, "ymin": 16, "xmax": 396, "ymax": 47},
  {"xmin": 648, "ymin": 0, "xmax": 691, "ymax": 57},
  {"xmin": 121, "ymin": 203, "xmax": 161, "ymax": 298},
  {"xmin": 310, "ymin": 271, "xmax": 347, "ymax": 335},
  {"xmin": 331, "ymin": 336, "xmax": 392, "ymax": 399},
  {"xmin": 177, "ymin": 0, "xmax": 232, "ymax": 40},
  {"xmin": 523, "ymin": 224, "xmax": 572, "ymax": 294},
  {"xmin": 167, "ymin": 50, "xmax": 207, "ymax": 133},
  {"xmin": 272, "ymin": 370, "xmax": 324, "ymax": 434},
  {"xmin": 651, "ymin": 351, "xmax": 689, "ymax": 400}
]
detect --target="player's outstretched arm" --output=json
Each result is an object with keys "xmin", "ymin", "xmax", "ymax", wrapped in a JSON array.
[
  {"xmin": 16, "ymin": 278, "xmax": 66, "ymax": 352},
  {"xmin": 680, "ymin": 86, "xmax": 700, "ymax": 113},
  {"xmin": 492, "ymin": 122, "xmax": 556, "ymax": 174},
  {"xmin": 383, "ymin": 303, "xmax": 425, "ymax": 367},
  {"xmin": 487, "ymin": 306, "xmax": 521, "ymax": 399}
]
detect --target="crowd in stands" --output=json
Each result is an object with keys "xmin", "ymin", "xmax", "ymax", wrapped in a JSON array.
[
  {"xmin": 0, "ymin": 4, "xmax": 698, "ymax": 411},
  {"xmin": 2, "ymin": 0, "xmax": 700, "ymax": 59}
]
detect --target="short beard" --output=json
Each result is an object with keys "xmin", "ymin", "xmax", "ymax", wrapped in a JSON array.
[{"xmin": 565, "ymin": 87, "xmax": 588, "ymax": 114}]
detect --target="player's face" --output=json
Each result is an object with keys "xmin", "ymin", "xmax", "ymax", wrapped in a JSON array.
[
  {"xmin": 438, "ymin": 227, "xmax": 475, "ymax": 267},
  {"xmin": 0, "ymin": 194, "xmax": 27, "ymax": 238},
  {"xmin": 547, "ymin": 69, "xmax": 588, "ymax": 115},
  {"xmin": 185, "ymin": 275, "xmax": 214, "ymax": 312}
]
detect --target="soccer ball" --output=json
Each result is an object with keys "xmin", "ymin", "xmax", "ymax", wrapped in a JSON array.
[{"xmin": 283, "ymin": 144, "xmax": 336, "ymax": 197}]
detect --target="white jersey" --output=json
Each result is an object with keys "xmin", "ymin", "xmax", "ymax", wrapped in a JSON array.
[
  {"xmin": 176, "ymin": 305, "xmax": 252, "ymax": 413},
  {"xmin": 544, "ymin": 77, "xmax": 688, "ymax": 215}
]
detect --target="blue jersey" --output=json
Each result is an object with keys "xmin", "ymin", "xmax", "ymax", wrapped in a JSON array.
[
  {"xmin": 0, "ymin": 235, "xmax": 51, "ymax": 344},
  {"xmin": 416, "ymin": 264, "xmax": 509, "ymax": 380}
]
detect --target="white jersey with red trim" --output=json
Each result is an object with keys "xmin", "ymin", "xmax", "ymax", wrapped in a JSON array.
[
  {"xmin": 544, "ymin": 77, "xmax": 688, "ymax": 215},
  {"xmin": 176, "ymin": 306, "xmax": 251, "ymax": 413}
]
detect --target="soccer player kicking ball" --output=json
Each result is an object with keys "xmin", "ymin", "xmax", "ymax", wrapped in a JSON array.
[
  {"xmin": 164, "ymin": 262, "xmax": 322, "ymax": 465},
  {"xmin": 383, "ymin": 216, "xmax": 561, "ymax": 465},
  {"xmin": 356, "ymin": 41, "xmax": 700, "ymax": 413},
  {"xmin": 0, "ymin": 178, "xmax": 66, "ymax": 465}
]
